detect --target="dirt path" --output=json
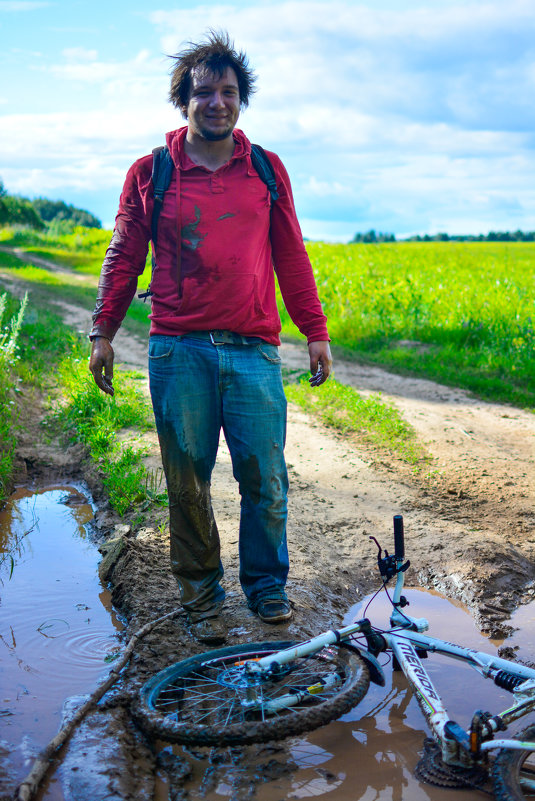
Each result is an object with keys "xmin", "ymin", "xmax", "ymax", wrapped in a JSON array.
[
  {"xmin": 2, "ymin": 254, "xmax": 535, "ymax": 799},
  {"xmin": 102, "ymin": 313, "xmax": 535, "ymax": 637}
]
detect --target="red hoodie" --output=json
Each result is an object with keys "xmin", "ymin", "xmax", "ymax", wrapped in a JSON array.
[{"xmin": 90, "ymin": 127, "xmax": 329, "ymax": 346}]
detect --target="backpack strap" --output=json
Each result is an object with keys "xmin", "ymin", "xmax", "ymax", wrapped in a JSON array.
[
  {"xmin": 251, "ymin": 143, "xmax": 279, "ymax": 204},
  {"xmin": 150, "ymin": 145, "xmax": 175, "ymax": 245},
  {"xmin": 138, "ymin": 145, "xmax": 175, "ymax": 300}
]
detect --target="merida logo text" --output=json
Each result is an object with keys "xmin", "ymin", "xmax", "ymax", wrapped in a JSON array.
[{"xmin": 398, "ymin": 642, "xmax": 440, "ymax": 702}]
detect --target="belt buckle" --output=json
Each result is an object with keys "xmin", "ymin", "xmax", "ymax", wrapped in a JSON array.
[{"xmin": 210, "ymin": 330, "xmax": 229, "ymax": 345}]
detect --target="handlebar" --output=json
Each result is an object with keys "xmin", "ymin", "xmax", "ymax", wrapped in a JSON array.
[{"xmin": 394, "ymin": 515, "xmax": 404, "ymax": 561}]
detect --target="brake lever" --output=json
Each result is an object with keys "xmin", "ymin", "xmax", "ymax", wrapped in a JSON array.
[{"xmin": 369, "ymin": 536, "xmax": 410, "ymax": 581}]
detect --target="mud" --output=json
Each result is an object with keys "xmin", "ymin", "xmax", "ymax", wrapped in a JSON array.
[{"xmin": 1, "ymin": 255, "xmax": 534, "ymax": 799}]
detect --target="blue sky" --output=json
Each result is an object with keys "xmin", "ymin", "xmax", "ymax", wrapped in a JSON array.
[{"xmin": 1, "ymin": 0, "xmax": 534, "ymax": 240}]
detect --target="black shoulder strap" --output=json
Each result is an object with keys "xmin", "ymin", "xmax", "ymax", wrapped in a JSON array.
[
  {"xmin": 251, "ymin": 143, "xmax": 279, "ymax": 204},
  {"xmin": 151, "ymin": 145, "xmax": 174, "ymax": 245},
  {"xmin": 138, "ymin": 145, "xmax": 174, "ymax": 300}
]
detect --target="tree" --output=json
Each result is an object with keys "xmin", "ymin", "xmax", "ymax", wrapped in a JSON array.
[
  {"xmin": 0, "ymin": 195, "xmax": 45, "ymax": 229},
  {"xmin": 351, "ymin": 229, "xmax": 396, "ymax": 243},
  {"xmin": 32, "ymin": 197, "xmax": 101, "ymax": 228}
]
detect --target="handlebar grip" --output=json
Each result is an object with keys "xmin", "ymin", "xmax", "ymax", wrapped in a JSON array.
[{"xmin": 393, "ymin": 515, "xmax": 404, "ymax": 560}]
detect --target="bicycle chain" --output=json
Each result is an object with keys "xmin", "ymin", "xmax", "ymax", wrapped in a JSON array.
[{"xmin": 414, "ymin": 738, "xmax": 491, "ymax": 793}]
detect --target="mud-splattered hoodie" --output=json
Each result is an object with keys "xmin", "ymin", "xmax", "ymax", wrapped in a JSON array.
[{"xmin": 90, "ymin": 127, "xmax": 329, "ymax": 345}]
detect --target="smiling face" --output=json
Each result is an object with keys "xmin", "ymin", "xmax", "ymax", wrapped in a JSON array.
[{"xmin": 185, "ymin": 65, "xmax": 241, "ymax": 142}]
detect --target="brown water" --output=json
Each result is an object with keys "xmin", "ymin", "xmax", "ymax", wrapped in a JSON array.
[
  {"xmin": 0, "ymin": 485, "xmax": 123, "ymax": 798},
  {"xmin": 158, "ymin": 590, "xmax": 535, "ymax": 801}
]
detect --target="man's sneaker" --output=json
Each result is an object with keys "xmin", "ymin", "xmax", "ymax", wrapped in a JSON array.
[
  {"xmin": 190, "ymin": 616, "xmax": 227, "ymax": 645},
  {"xmin": 256, "ymin": 598, "xmax": 292, "ymax": 623}
]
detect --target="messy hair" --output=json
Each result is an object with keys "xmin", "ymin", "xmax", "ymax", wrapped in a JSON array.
[{"xmin": 168, "ymin": 30, "xmax": 257, "ymax": 116}]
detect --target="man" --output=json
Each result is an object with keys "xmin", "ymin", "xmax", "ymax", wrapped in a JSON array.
[{"xmin": 89, "ymin": 31, "xmax": 332, "ymax": 645}]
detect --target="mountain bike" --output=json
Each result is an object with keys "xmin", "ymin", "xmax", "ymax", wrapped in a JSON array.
[{"xmin": 134, "ymin": 516, "xmax": 535, "ymax": 800}]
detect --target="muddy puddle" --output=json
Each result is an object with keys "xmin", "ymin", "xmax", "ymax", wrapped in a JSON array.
[
  {"xmin": 157, "ymin": 589, "xmax": 535, "ymax": 801},
  {"xmin": 0, "ymin": 484, "xmax": 123, "ymax": 798},
  {"xmin": 2, "ymin": 487, "xmax": 535, "ymax": 801}
]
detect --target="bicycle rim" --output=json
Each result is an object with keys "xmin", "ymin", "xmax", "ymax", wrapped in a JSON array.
[
  {"xmin": 493, "ymin": 724, "xmax": 535, "ymax": 801},
  {"xmin": 134, "ymin": 640, "xmax": 370, "ymax": 746}
]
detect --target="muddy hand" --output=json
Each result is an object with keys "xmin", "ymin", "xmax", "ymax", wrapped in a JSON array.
[
  {"xmin": 308, "ymin": 340, "xmax": 332, "ymax": 387},
  {"xmin": 89, "ymin": 336, "xmax": 115, "ymax": 396}
]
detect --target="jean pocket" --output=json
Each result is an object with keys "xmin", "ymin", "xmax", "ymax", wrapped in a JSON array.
[
  {"xmin": 149, "ymin": 335, "xmax": 176, "ymax": 360},
  {"xmin": 256, "ymin": 343, "xmax": 282, "ymax": 364}
]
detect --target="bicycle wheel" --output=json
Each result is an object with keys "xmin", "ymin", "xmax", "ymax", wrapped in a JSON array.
[
  {"xmin": 133, "ymin": 640, "xmax": 370, "ymax": 746},
  {"xmin": 492, "ymin": 724, "xmax": 535, "ymax": 800}
]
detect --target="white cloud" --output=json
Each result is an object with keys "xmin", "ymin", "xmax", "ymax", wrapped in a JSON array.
[
  {"xmin": 62, "ymin": 47, "xmax": 99, "ymax": 61},
  {"xmin": 2, "ymin": 0, "xmax": 535, "ymax": 237}
]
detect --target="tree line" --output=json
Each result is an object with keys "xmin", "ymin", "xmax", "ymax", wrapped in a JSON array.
[
  {"xmin": 0, "ymin": 178, "xmax": 101, "ymax": 232},
  {"xmin": 352, "ymin": 229, "xmax": 535, "ymax": 243}
]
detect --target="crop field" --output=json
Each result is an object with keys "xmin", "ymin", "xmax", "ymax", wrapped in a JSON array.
[
  {"xmin": 1, "ymin": 228, "xmax": 534, "ymax": 407},
  {"xmin": 285, "ymin": 240, "xmax": 534, "ymax": 407}
]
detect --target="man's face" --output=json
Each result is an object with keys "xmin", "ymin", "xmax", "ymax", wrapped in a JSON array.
[{"xmin": 185, "ymin": 65, "xmax": 241, "ymax": 141}]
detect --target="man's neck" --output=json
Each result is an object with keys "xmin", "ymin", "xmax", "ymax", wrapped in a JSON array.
[{"xmin": 184, "ymin": 131, "xmax": 235, "ymax": 171}]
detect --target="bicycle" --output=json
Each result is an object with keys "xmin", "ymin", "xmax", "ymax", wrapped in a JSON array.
[{"xmin": 133, "ymin": 516, "xmax": 535, "ymax": 800}]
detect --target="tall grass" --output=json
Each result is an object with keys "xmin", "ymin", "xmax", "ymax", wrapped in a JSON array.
[
  {"xmin": 0, "ymin": 285, "xmax": 163, "ymax": 516},
  {"xmin": 50, "ymin": 362, "xmax": 165, "ymax": 516},
  {"xmin": 280, "ymin": 241, "xmax": 535, "ymax": 407},
  {"xmin": 0, "ymin": 292, "xmax": 28, "ymax": 504}
]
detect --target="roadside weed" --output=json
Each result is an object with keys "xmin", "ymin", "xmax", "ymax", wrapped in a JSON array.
[
  {"xmin": 285, "ymin": 375, "xmax": 428, "ymax": 468},
  {"xmin": 0, "ymin": 285, "xmax": 160, "ymax": 516},
  {"xmin": 50, "ymin": 361, "xmax": 163, "ymax": 515},
  {"xmin": 0, "ymin": 292, "xmax": 28, "ymax": 505}
]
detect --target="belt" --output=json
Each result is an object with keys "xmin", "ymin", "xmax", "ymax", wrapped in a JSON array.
[{"xmin": 185, "ymin": 330, "xmax": 265, "ymax": 346}]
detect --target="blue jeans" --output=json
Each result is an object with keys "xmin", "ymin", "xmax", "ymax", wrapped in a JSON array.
[{"xmin": 148, "ymin": 333, "xmax": 289, "ymax": 620}]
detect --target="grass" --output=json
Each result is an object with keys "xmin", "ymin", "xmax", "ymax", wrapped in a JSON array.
[
  {"xmin": 0, "ymin": 225, "xmax": 113, "ymax": 276},
  {"xmin": 5, "ymin": 227, "xmax": 533, "ymax": 406},
  {"xmin": 0, "ymin": 292, "xmax": 27, "ymax": 504},
  {"xmin": 285, "ymin": 373, "xmax": 428, "ymax": 468},
  {"xmin": 0, "ymin": 282, "xmax": 165, "ymax": 516},
  {"xmin": 49, "ymin": 360, "xmax": 166, "ymax": 516},
  {"xmin": 279, "ymin": 241, "xmax": 535, "ymax": 408},
  {"xmin": 0, "ymin": 242, "xmax": 152, "ymax": 340},
  {"xmin": 1, "ymin": 226, "xmax": 532, "ymax": 515}
]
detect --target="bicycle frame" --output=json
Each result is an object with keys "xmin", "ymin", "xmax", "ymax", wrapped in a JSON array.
[{"xmin": 244, "ymin": 516, "xmax": 535, "ymax": 771}]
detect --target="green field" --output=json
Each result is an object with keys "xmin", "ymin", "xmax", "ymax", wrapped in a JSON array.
[
  {"xmin": 1, "ymin": 226, "xmax": 533, "ymax": 510},
  {"xmin": 1, "ymin": 227, "xmax": 534, "ymax": 407},
  {"xmin": 285, "ymin": 241, "xmax": 534, "ymax": 407}
]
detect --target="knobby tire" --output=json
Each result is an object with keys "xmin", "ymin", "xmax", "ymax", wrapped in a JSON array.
[
  {"xmin": 493, "ymin": 724, "xmax": 535, "ymax": 801},
  {"xmin": 133, "ymin": 640, "xmax": 370, "ymax": 746}
]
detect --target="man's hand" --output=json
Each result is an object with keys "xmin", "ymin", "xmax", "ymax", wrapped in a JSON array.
[
  {"xmin": 308, "ymin": 340, "xmax": 332, "ymax": 387},
  {"xmin": 89, "ymin": 337, "xmax": 115, "ymax": 396}
]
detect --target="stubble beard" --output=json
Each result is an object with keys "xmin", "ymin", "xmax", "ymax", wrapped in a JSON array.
[{"xmin": 200, "ymin": 125, "xmax": 234, "ymax": 142}]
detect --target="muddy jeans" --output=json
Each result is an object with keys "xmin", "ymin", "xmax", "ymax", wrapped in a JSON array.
[{"xmin": 148, "ymin": 333, "xmax": 289, "ymax": 621}]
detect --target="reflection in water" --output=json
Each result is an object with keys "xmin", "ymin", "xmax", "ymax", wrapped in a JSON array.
[{"xmin": 0, "ymin": 484, "xmax": 123, "ymax": 799}]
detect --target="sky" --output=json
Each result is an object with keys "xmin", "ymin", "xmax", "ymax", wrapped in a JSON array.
[{"xmin": 1, "ymin": 0, "xmax": 535, "ymax": 241}]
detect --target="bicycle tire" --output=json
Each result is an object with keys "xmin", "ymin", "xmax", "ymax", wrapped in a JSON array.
[
  {"xmin": 133, "ymin": 640, "xmax": 370, "ymax": 746},
  {"xmin": 492, "ymin": 724, "xmax": 535, "ymax": 801}
]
